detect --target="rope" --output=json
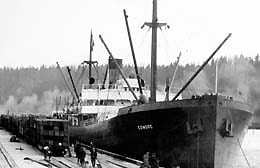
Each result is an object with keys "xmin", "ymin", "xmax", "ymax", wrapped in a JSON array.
[
  {"xmin": 237, "ymin": 138, "xmax": 252, "ymax": 168},
  {"xmin": 160, "ymin": 31, "xmax": 170, "ymax": 66},
  {"xmin": 134, "ymin": 30, "xmax": 150, "ymax": 65},
  {"xmin": 75, "ymin": 65, "xmax": 87, "ymax": 87},
  {"xmin": 226, "ymin": 101, "xmax": 252, "ymax": 168}
]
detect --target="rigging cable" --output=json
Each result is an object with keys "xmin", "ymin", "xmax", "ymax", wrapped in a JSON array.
[
  {"xmin": 56, "ymin": 62, "xmax": 76, "ymax": 100},
  {"xmin": 227, "ymin": 108, "xmax": 252, "ymax": 168},
  {"xmin": 75, "ymin": 64, "xmax": 87, "ymax": 88},
  {"xmin": 237, "ymin": 138, "xmax": 252, "ymax": 168},
  {"xmin": 160, "ymin": 31, "xmax": 171, "ymax": 65},
  {"xmin": 121, "ymin": 28, "xmax": 149, "ymax": 66},
  {"xmin": 135, "ymin": 30, "xmax": 150, "ymax": 65}
]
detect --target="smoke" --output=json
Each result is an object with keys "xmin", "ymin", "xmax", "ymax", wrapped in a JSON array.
[
  {"xmin": 183, "ymin": 70, "xmax": 211, "ymax": 96},
  {"xmin": 217, "ymin": 57, "xmax": 257, "ymax": 105},
  {"xmin": 181, "ymin": 56, "xmax": 259, "ymax": 111},
  {"xmin": 217, "ymin": 56, "xmax": 260, "ymax": 120},
  {"xmin": 1, "ymin": 89, "xmax": 69, "ymax": 116},
  {"xmin": 18, "ymin": 94, "xmax": 38, "ymax": 114},
  {"xmin": 2, "ymin": 96, "xmax": 18, "ymax": 114}
]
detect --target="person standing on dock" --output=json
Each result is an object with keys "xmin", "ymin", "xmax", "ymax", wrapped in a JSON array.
[
  {"xmin": 47, "ymin": 147, "xmax": 52, "ymax": 161},
  {"xmin": 79, "ymin": 146, "xmax": 86, "ymax": 167},
  {"xmin": 149, "ymin": 153, "xmax": 159, "ymax": 168},
  {"xmin": 142, "ymin": 152, "xmax": 151, "ymax": 168},
  {"xmin": 90, "ymin": 146, "xmax": 97, "ymax": 167},
  {"xmin": 75, "ymin": 142, "xmax": 81, "ymax": 163},
  {"xmin": 43, "ymin": 145, "xmax": 49, "ymax": 160},
  {"xmin": 43, "ymin": 145, "xmax": 52, "ymax": 161}
]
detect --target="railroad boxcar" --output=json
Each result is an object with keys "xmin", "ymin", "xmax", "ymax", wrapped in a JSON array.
[
  {"xmin": 0, "ymin": 115, "xmax": 69, "ymax": 156},
  {"xmin": 34, "ymin": 118, "xmax": 69, "ymax": 156}
]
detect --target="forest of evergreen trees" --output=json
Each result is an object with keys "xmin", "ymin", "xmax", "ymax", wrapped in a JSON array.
[{"xmin": 1, "ymin": 55, "xmax": 260, "ymax": 116}]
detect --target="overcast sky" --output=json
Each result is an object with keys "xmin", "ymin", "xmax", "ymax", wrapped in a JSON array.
[{"xmin": 0, "ymin": 0, "xmax": 259, "ymax": 68}]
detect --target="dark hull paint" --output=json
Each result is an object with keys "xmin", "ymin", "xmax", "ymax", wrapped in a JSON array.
[{"xmin": 69, "ymin": 95, "xmax": 253, "ymax": 168}]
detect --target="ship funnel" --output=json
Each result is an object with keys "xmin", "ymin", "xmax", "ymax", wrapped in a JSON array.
[{"xmin": 108, "ymin": 58, "xmax": 123, "ymax": 86}]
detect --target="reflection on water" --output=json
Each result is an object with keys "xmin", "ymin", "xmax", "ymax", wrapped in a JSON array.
[{"xmin": 240, "ymin": 129, "xmax": 260, "ymax": 167}]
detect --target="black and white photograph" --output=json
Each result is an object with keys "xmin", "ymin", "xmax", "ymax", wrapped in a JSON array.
[{"xmin": 0, "ymin": 0, "xmax": 259, "ymax": 167}]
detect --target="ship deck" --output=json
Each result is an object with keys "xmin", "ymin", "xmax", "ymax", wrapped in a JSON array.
[{"xmin": 0, "ymin": 128, "xmax": 140, "ymax": 168}]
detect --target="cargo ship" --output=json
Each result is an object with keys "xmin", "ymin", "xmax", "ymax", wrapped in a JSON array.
[{"xmin": 67, "ymin": 0, "xmax": 253, "ymax": 167}]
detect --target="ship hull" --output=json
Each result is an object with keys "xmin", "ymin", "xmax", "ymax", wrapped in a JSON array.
[{"xmin": 70, "ymin": 95, "xmax": 252, "ymax": 168}]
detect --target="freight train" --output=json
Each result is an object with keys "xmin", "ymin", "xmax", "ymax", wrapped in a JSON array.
[{"xmin": 0, "ymin": 114, "xmax": 69, "ymax": 156}]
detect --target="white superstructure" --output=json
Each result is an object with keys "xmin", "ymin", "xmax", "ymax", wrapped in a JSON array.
[{"xmin": 80, "ymin": 77, "xmax": 176, "ymax": 121}]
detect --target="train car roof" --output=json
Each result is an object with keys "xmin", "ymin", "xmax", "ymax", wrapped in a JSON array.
[{"xmin": 35, "ymin": 118, "xmax": 69, "ymax": 122}]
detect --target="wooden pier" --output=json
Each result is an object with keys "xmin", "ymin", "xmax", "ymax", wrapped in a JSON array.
[{"xmin": 0, "ymin": 128, "xmax": 140, "ymax": 168}]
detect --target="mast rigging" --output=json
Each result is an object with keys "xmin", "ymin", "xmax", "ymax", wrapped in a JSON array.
[
  {"xmin": 89, "ymin": 30, "xmax": 95, "ymax": 88},
  {"xmin": 142, "ymin": 0, "xmax": 169, "ymax": 102},
  {"xmin": 56, "ymin": 62, "xmax": 76, "ymax": 100}
]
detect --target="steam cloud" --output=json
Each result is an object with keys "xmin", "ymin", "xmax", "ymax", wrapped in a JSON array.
[
  {"xmin": 1, "ymin": 56, "xmax": 260, "ymax": 120},
  {"xmin": 178, "ymin": 56, "xmax": 260, "ymax": 119},
  {"xmin": 0, "ymin": 89, "xmax": 69, "ymax": 116}
]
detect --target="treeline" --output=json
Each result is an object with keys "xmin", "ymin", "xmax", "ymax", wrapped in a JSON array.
[{"xmin": 0, "ymin": 55, "xmax": 260, "ymax": 109}]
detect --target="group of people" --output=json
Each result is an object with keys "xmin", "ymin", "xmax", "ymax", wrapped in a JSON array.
[
  {"xmin": 74, "ymin": 141, "xmax": 98, "ymax": 168},
  {"xmin": 44, "ymin": 141, "xmax": 160, "ymax": 168},
  {"xmin": 141, "ymin": 152, "xmax": 159, "ymax": 168}
]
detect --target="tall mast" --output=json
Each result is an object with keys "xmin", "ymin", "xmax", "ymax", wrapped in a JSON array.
[
  {"xmin": 150, "ymin": 0, "xmax": 158, "ymax": 102},
  {"xmin": 89, "ymin": 30, "xmax": 94, "ymax": 88},
  {"xmin": 142, "ymin": 0, "xmax": 169, "ymax": 102}
]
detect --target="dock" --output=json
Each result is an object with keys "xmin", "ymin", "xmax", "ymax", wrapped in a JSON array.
[
  {"xmin": 0, "ymin": 128, "xmax": 140, "ymax": 168},
  {"xmin": 2, "ymin": 126, "xmax": 260, "ymax": 168}
]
